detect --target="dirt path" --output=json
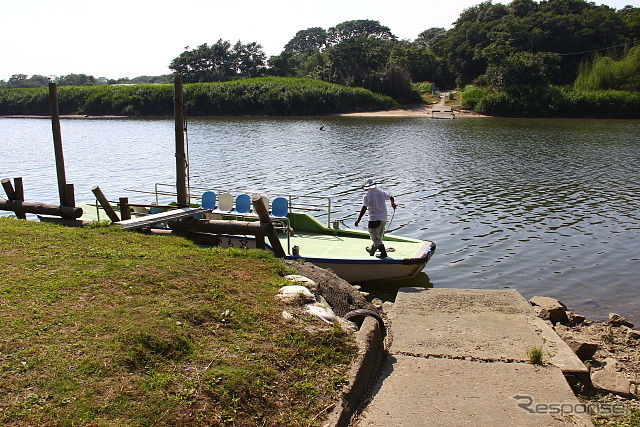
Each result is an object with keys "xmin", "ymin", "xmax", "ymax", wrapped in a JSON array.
[{"xmin": 338, "ymin": 91, "xmax": 487, "ymax": 118}]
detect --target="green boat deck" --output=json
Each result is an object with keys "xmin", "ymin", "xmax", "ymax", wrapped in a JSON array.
[{"xmin": 282, "ymin": 230, "xmax": 428, "ymax": 260}]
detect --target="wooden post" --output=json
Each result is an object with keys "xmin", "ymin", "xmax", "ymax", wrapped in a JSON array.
[
  {"xmin": 119, "ymin": 197, "xmax": 131, "ymax": 221},
  {"xmin": 13, "ymin": 178, "xmax": 26, "ymax": 219},
  {"xmin": 91, "ymin": 186, "xmax": 120, "ymax": 222},
  {"xmin": 2, "ymin": 177, "xmax": 26, "ymax": 219},
  {"xmin": 252, "ymin": 194, "xmax": 286, "ymax": 258},
  {"xmin": 64, "ymin": 184, "xmax": 75, "ymax": 208},
  {"xmin": 1, "ymin": 178, "xmax": 16, "ymax": 200},
  {"xmin": 13, "ymin": 178, "xmax": 24, "ymax": 201},
  {"xmin": 174, "ymin": 77, "xmax": 188, "ymax": 208},
  {"xmin": 49, "ymin": 82, "xmax": 68, "ymax": 206}
]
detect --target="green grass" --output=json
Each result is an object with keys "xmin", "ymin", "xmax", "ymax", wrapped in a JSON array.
[
  {"xmin": 0, "ymin": 218, "xmax": 356, "ymax": 426},
  {"xmin": 526, "ymin": 346, "xmax": 544, "ymax": 365},
  {"xmin": 0, "ymin": 77, "xmax": 400, "ymax": 116}
]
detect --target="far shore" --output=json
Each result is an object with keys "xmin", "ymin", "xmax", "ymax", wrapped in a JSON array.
[
  {"xmin": 1, "ymin": 108, "xmax": 488, "ymax": 120},
  {"xmin": 337, "ymin": 103, "xmax": 488, "ymax": 118},
  {"xmin": 1, "ymin": 102, "xmax": 489, "ymax": 120}
]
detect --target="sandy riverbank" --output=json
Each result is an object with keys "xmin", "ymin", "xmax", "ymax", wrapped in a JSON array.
[{"xmin": 337, "ymin": 104, "xmax": 487, "ymax": 118}]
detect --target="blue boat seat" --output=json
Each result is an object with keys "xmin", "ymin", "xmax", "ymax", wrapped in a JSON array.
[
  {"xmin": 234, "ymin": 194, "xmax": 251, "ymax": 214},
  {"xmin": 201, "ymin": 191, "xmax": 216, "ymax": 210},
  {"xmin": 271, "ymin": 197, "xmax": 288, "ymax": 217},
  {"xmin": 149, "ymin": 205, "xmax": 165, "ymax": 214}
]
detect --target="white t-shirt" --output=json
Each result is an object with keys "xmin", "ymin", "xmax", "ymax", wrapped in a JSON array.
[{"xmin": 363, "ymin": 188, "xmax": 392, "ymax": 221}]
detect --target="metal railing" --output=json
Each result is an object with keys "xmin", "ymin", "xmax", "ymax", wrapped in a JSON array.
[{"xmin": 123, "ymin": 183, "xmax": 336, "ymax": 228}]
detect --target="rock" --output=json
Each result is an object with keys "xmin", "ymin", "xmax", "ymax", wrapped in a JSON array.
[
  {"xmin": 529, "ymin": 296, "xmax": 568, "ymax": 324},
  {"xmin": 625, "ymin": 328, "xmax": 640, "ymax": 344},
  {"xmin": 371, "ymin": 298, "xmax": 383, "ymax": 310},
  {"xmin": 305, "ymin": 301, "xmax": 337, "ymax": 324},
  {"xmin": 282, "ymin": 310, "xmax": 295, "ymax": 320},
  {"xmin": 591, "ymin": 364, "xmax": 632, "ymax": 397},
  {"xmin": 277, "ymin": 285, "xmax": 315, "ymax": 304},
  {"xmin": 608, "ymin": 313, "xmax": 634, "ymax": 328},
  {"xmin": 336, "ymin": 317, "xmax": 359, "ymax": 333},
  {"xmin": 283, "ymin": 275, "xmax": 318, "ymax": 293},
  {"xmin": 566, "ymin": 311, "xmax": 586, "ymax": 326},
  {"xmin": 562, "ymin": 336, "xmax": 599, "ymax": 362}
]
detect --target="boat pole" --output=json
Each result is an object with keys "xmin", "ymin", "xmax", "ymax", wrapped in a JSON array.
[{"xmin": 174, "ymin": 76, "xmax": 188, "ymax": 207}]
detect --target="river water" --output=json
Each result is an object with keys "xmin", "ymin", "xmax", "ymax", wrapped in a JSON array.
[{"xmin": 1, "ymin": 116, "xmax": 639, "ymax": 323}]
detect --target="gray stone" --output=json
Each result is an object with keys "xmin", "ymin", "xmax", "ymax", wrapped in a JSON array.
[
  {"xmin": 625, "ymin": 328, "xmax": 640, "ymax": 344},
  {"xmin": 591, "ymin": 367, "xmax": 632, "ymax": 397},
  {"xmin": 529, "ymin": 296, "xmax": 568, "ymax": 324},
  {"xmin": 283, "ymin": 274, "xmax": 317, "ymax": 293},
  {"xmin": 608, "ymin": 313, "xmax": 634, "ymax": 328},
  {"xmin": 277, "ymin": 285, "xmax": 315, "ymax": 304},
  {"xmin": 566, "ymin": 311, "xmax": 586, "ymax": 326},
  {"xmin": 562, "ymin": 335, "xmax": 599, "ymax": 362}
]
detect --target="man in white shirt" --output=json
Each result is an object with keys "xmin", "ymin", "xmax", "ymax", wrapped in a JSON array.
[{"xmin": 354, "ymin": 178, "xmax": 397, "ymax": 258}]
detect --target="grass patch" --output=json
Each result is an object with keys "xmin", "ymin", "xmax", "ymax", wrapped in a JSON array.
[
  {"xmin": 527, "ymin": 346, "xmax": 544, "ymax": 365},
  {"xmin": 0, "ymin": 218, "xmax": 356, "ymax": 426}
]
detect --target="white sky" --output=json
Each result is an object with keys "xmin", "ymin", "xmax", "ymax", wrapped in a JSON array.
[{"xmin": 1, "ymin": 0, "xmax": 637, "ymax": 81}]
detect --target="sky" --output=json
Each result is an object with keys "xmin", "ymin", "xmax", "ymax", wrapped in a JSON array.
[{"xmin": 1, "ymin": 0, "xmax": 637, "ymax": 81}]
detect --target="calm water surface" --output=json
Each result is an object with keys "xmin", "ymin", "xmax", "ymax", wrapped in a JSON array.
[{"xmin": 1, "ymin": 116, "xmax": 639, "ymax": 323}]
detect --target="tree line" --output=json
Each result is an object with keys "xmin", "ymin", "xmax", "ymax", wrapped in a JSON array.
[
  {"xmin": 0, "ymin": 74, "xmax": 172, "ymax": 89},
  {"xmin": 2, "ymin": 0, "xmax": 638, "ymax": 115}
]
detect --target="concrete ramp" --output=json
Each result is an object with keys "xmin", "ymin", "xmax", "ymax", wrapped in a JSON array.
[{"xmin": 356, "ymin": 288, "xmax": 593, "ymax": 427}]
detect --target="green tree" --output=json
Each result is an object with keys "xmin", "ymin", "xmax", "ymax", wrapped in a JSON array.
[
  {"xmin": 58, "ymin": 74, "xmax": 97, "ymax": 86},
  {"xmin": 284, "ymin": 27, "xmax": 328, "ymax": 55},
  {"xmin": 328, "ymin": 35, "xmax": 394, "ymax": 87},
  {"xmin": 234, "ymin": 41, "xmax": 267, "ymax": 78},
  {"xmin": 169, "ymin": 40, "xmax": 266, "ymax": 83},
  {"xmin": 297, "ymin": 50, "xmax": 331, "ymax": 80},
  {"xmin": 5, "ymin": 74, "xmax": 51, "ymax": 88},
  {"xmin": 327, "ymin": 20, "xmax": 397, "ymax": 45},
  {"xmin": 169, "ymin": 41, "xmax": 234, "ymax": 82},
  {"xmin": 487, "ymin": 51, "xmax": 560, "ymax": 88},
  {"xmin": 268, "ymin": 51, "xmax": 299, "ymax": 77},
  {"xmin": 619, "ymin": 6, "xmax": 640, "ymax": 44},
  {"xmin": 414, "ymin": 28, "xmax": 447, "ymax": 49},
  {"xmin": 390, "ymin": 45, "xmax": 442, "ymax": 83}
]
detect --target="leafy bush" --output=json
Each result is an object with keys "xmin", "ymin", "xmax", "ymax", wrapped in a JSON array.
[
  {"xmin": 460, "ymin": 84, "xmax": 490, "ymax": 110},
  {"xmin": 574, "ymin": 46, "xmax": 640, "ymax": 91},
  {"xmin": 477, "ymin": 86, "xmax": 640, "ymax": 118},
  {"xmin": 0, "ymin": 77, "xmax": 399, "ymax": 116}
]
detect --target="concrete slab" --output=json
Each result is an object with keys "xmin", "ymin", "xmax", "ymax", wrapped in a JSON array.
[
  {"xmin": 354, "ymin": 288, "xmax": 593, "ymax": 427},
  {"xmin": 389, "ymin": 288, "xmax": 588, "ymax": 372},
  {"xmin": 356, "ymin": 356, "xmax": 593, "ymax": 427}
]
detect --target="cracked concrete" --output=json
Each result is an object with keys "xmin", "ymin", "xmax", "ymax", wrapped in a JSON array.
[{"xmin": 355, "ymin": 288, "xmax": 594, "ymax": 427}]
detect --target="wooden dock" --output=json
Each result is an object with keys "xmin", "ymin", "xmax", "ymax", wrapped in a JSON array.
[
  {"xmin": 114, "ymin": 207, "xmax": 208, "ymax": 230},
  {"xmin": 431, "ymin": 106, "xmax": 455, "ymax": 119}
]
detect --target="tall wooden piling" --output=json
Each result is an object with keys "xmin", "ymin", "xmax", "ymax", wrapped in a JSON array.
[
  {"xmin": 174, "ymin": 77, "xmax": 188, "ymax": 208},
  {"xmin": 49, "ymin": 82, "xmax": 69, "ymax": 206}
]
